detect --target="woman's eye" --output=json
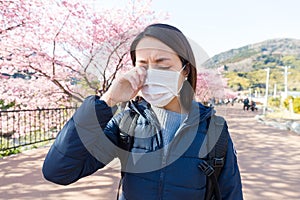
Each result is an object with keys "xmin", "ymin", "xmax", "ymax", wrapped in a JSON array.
[
  {"xmin": 137, "ymin": 65, "xmax": 148, "ymax": 69},
  {"xmin": 157, "ymin": 66, "xmax": 172, "ymax": 70}
]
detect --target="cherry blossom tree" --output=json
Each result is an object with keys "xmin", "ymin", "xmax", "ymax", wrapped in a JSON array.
[
  {"xmin": 1, "ymin": 0, "xmax": 167, "ymax": 109},
  {"xmin": 195, "ymin": 66, "xmax": 233, "ymax": 104}
]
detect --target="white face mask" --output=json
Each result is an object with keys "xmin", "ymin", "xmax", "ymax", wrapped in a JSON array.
[{"xmin": 140, "ymin": 68, "xmax": 185, "ymax": 107}]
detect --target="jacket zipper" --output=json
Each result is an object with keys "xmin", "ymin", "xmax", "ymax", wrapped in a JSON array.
[
  {"xmin": 157, "ymin": 123, "xmax": 191, "ymax": 200},
  {"xmin": 158, "ymin": 146, "xmax": 168, "ymax": 200}
]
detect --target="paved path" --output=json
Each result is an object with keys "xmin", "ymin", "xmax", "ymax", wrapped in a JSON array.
[
  {"xmin": 1, "ymin": 103, "xmax": 300, "ymax": 200},
  {"xmin": 0, "ymin": 147, "xmax": 120, "ymax": 200},
  {"xmin": 217, "ymin": 104, "xmax": 300, "ymax": 200}
]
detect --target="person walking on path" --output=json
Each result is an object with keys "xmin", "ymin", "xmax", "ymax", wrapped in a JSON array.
[
  {"xmin": 42, "ymin": 23, "xmax": 243, "ymax": 200},
  {"xmin": 243, "ymin": 98, "xmax": 250, "ymax": 111}
]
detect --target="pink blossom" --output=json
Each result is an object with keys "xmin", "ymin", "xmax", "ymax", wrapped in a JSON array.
[{"xmin": 1, "ymin": 0, "xmax": 168, "ymax": 109}]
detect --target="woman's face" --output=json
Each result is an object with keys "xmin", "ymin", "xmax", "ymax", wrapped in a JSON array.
[
  {"xmin": 135, "ymin": 37, "xmax": 188, "ymax": 112},
  {"xmin": 135, "ymin": 37, "xmax": 183, "ymax": 73}
]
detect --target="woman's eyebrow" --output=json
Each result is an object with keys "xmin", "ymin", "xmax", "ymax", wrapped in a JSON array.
[
  {"xmin": 136, "ymin": 57, "xmax": 171, "ymax": 64},
  {"xmin": 155, "ymin": 57, "xmax": 171, "ymax": 63},
  {"xmin": 136, "ymin": 59, "xmax": 147, "ymax": 64}
]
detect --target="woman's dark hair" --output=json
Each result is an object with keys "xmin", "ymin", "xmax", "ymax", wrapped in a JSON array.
[{"xmin": 130, "ymin": 23, "xmax": 197, "ymax": 111}]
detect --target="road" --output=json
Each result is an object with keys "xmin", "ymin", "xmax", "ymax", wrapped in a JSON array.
[{"xmin": 0, "ymin": 103, "xmax": 300, "ymax": 200}]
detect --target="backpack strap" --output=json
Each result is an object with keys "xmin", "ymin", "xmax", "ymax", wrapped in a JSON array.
[
  {"xmin": 198, "ymin": 114, "xmax": 228, "ymax": 200},
  {"xmin": 116, "ymin": 101, "xmax": 141, "ymax": 200},
  {"xmin": 118, "ymin": 110, "xmax": 138, "ymax": 151}
]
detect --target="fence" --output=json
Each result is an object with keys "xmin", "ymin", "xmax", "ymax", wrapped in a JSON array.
[{"xmin": 0, "ymin": 107, "xmax": 76, "ymax": 151}]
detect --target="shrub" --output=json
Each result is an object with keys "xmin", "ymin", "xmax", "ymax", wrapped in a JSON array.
[
  {"xmin": 283, "ymin": 96, "xmax": 300, "ymax": 114},
  {"xmin": 293, "ymin": 97, "xmax": 300, "ymax": 114},
  {"xmin": 268, "ymin": 97, "xmax": 281, "ymax": 108},
  {"xmin": 283, "ymin": 96, "xmax": 294, "ymax": 109},
  {"xmin": 0, "ymin": 99, "xmax": 16, "ymax": 110}
]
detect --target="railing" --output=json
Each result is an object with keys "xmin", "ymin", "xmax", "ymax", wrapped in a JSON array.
[{"xmin": 0, "ymin": 107, "xmax": 76, "ymax": 151}]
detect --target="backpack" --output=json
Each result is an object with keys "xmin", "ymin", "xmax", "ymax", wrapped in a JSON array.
[
  {"xmin": 117, "ymin": 100, "xmax": 228, "ymax": 200},
  {"xmin": 198, "ymin": 114, "xmax": 228, "ymax": 200}
]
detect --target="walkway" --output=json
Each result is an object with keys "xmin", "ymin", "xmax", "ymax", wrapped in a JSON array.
[
  {"xmin": 1, "ymin": 103, "xmax": 300, "ymax": 200},
  {"xmin": 218, "ymin": 104, "xmax": 300, "ymax": 200}
]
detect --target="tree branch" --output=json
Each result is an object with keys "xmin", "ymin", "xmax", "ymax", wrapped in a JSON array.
[
  {"xmin": 0, "ymin": 21, "xmax": 25, "ymax": 34},
  {"xmin": 27, "ymin": 63, "xmax": 83, "ymax": 102},
  {"xmin": 52, "ymin": 13, "xmax": 71, "ymax": 76}
]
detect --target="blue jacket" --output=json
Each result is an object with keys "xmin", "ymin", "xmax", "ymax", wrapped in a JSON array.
[{"xmin": 42, "ymin": 96, "xmax": 243, "ymax": 200}]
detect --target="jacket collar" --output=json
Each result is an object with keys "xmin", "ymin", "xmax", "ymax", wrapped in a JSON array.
[{"xmin": 129, "ymin": 99, "xmax": 215, "ymax": 127}]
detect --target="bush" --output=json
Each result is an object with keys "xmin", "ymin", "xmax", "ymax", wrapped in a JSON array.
[
  {"xmin": 0, "ymin": 99, "xmax": 16, "ymax": 110},
  {"xmin": 0, "ymin": 148, "xmax": 21, "ymax": 158},
  {"xmin": 268, "ymin": 97, "xmax": 281, "ymax": 108},
  {"xmin": 293, "ymin": 97, "xmax": 300, "ymax": 114},
  {"xmin": 283, "ymin": 96, "xmax": 300, "ymax": 114},
  {"xmin": 283, "ymin": 96, "xmax": 294, "ymax": 109}
]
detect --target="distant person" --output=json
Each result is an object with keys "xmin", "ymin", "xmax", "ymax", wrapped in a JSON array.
[
  {"xmin": 224, "ymin": 98, "xmax": 229, "ymax": 106},
  {"xmin": 209, "ymin": 97, "xmax": 216, "ymax": 107},
  {"xmin": 250, "ymin": 100, "xmax": 258, "ymax": 111},
  {"xmin": 243, "ymin": 98, "xmax": 249, "ymax": 111},
  {"xmin": 229, "ymin": 98, "xmax": 233, "ymax": 106},
  {"xmin": 231, "ymin": 97, "xmax": 237, "ymax": 106}
]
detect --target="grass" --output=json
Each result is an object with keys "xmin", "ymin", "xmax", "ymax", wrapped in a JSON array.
[{"xmin": 0, "ymin": 140, "xmax": 54, "ymax": 158}]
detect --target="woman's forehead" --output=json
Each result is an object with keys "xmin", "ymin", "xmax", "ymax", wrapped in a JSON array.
[{"xmin": 135, "ymin": 37, "xmax": 177, "ymax": 55}]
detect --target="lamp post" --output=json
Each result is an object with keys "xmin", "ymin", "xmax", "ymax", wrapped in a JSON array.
[
  {"xmin": 263, "ymin": 67, "xmax": 270, "ymax": 115},
  {"xmin": 281, "ymin": 65, "xmax": 290, "ymax": 109},
  {"xmin": 273, "ymin": 83, "xmax": 277, "ymax": 97},
  {"xmin": 283, "ymin": 65, "xmax": 289, "ymax": 99}
]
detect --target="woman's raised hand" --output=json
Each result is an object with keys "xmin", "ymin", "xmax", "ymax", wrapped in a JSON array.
[{"xmin": 100, "ymin": 67, "xmax": 147, "ymax": 107}]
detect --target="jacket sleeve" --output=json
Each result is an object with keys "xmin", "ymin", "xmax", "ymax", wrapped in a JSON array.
[
  {"xmin": 218, "ymin": 128, "xmax": 244, "ymax": 200},
  {"xmin": 42, "ymin": 95, "xmax": 120, "ymax": 185}
]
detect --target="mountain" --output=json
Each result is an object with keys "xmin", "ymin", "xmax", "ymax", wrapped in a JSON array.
[
  {"xmin": 204, "ymin": 38, "xmax": 300, "ymax": 72},
  {"xmin": 202, "ymin": 38, "xmax": 300, "ymax": 92}
]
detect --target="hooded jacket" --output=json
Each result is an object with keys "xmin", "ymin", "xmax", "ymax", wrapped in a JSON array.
[{"xmin": 42, "ymin": 95, "xmax": 243, "ymax": 200}]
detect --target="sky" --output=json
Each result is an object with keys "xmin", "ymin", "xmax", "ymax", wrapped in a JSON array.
[{"xmin": 99, "ymin": 0, "xmax": 300, "ymax": 57}]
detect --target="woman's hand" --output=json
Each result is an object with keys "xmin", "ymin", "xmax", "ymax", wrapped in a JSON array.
[{"xmin": 101, "ymin": 67, "xmax": 146, "ymax": 107}]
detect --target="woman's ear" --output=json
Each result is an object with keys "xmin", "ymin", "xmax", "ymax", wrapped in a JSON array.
[{"xmin": 183, "ymin": 63, "xmax": 190, "ymax": 77}]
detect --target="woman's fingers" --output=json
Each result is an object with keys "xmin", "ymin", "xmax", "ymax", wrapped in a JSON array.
[
  {"xmin": 127, "ymin": 75, "xmax": 139, "ymax": 91},
  {"xmin": 136, "ymin": 67, "xmax": 147, "ymax": 84},
  {"xmin": 103, "ymin": 67, "xmax": 146, "ymax": 105},
  {"xmin": 124, "ymin": 67, "xmax": 146, "ymax": 91}
]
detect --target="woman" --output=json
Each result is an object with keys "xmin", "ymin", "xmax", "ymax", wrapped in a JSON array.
[{"xmin": 43, "ymin": 24, "xmax": 243, "ymax": 200}]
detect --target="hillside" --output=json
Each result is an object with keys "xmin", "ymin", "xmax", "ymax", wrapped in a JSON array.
[
  {"xmin": 203, "ymin": 38, "xmax": 300, "ymax": 93},
  {"xmin": 204, "ymin": 38, "xmax": 300, "ymax": 70}
]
